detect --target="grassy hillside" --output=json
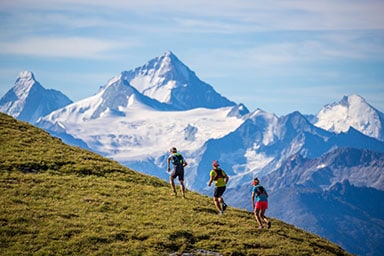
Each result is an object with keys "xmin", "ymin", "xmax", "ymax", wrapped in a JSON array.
[{"xmin": 0, "ymin": 112, "xmax": 351, "ymax": 256}]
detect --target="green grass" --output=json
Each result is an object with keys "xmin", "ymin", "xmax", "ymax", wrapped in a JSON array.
[{"xmin": 0, "ymin": 113, "xmax": 351, "ymax": 255}]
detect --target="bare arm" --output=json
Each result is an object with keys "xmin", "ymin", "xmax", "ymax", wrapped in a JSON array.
[
  {"xmin": 251, "ymin": 192, "xmax": 255, "ymax": 209},
  {"xmin": 208, "ymin": 174, "xmax": 214, "ymax": 186},
  {"xmin": 224, "ymin": 174, "xmax": 229, "ymax": 184},
  {"xmin": 167, "ymin": 157, "xmax": 171, "ymax": 172}
]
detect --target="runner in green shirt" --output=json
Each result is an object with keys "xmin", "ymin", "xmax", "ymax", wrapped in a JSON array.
[{"xmin": 208, "ymin": 160, "xmax": 229, "ymax": 215}]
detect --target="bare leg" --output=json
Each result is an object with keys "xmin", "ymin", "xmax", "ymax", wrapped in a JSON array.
[
  {"xmin": 254, "ymin": 208, "xmax": 263, "ymax": 228},
  {"xmin": 180, "ymin": 180, "xmax": 185, "ymax": 197},
  {"xmin": 260, "ymin": 209, "xmax": 268, "ymax": 223},
  {"xmin": 213, "ymin": 197, "xmax": 222, "ymax": 213},
  {"xmin": 218, "ymin": 197, "xmax": 227, "ymax": 211},
  {"xmin": 260, "ymin": 209, "xmax": 271, "ymax": 228},
  {"xmin": 170, "ymin": 177, "xmax": 176, "ymax": 195}
]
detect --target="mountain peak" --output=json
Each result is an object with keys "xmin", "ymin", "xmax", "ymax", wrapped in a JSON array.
[
  {"xmin": 13, "ymin": 71, "xmax": 38, "ymax": 95},
  {"xmin": 315, "ymin": 94, "xmax": 384, "ymax": 141},
  {"xmin": 153, "ymin": 51, "xmax": 189, "ymax": 81},
  {"xmin": 161, "ymin": 50, "xmax": 176, "ymax": 60},
  {"xmin": 0, "ymin": 71, "xmax": 72, "ymax": 123},
  {"xmin": 163, "ymin": 50, "xmax": 174, "ymax": 56},
  {"xmin": 117, "ymin": 51, "xmax": 236, "ymax": 110},
  {"xmin": 14, "ymin": 71, "xmax": 38, "ymax": 94},
  {"xmin": 339, "ymin": 94, "xmax": 367, "ymax": 108},
  {"xmin": 17, "ymin": 70, "xmax": 35, "ymax": 81}
]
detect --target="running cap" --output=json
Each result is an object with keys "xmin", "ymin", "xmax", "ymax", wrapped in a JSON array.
[{"xmin": 212, "ymin": 160, "xmax": 220, "ymax": 167}]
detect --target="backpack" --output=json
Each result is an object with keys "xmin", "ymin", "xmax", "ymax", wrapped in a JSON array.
[
  {"xmin": 172, "ymin": 153, "xmax": 184, "ymax": 166},
  {"xmin": 213, "ymin": 168, "xmax": 225, "ymax": 181},
  {"xmin": 256, "ymin": 185, "xmax": 266, "ymax": 196}
]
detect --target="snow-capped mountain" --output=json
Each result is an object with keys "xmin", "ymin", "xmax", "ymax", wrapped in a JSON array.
[
  {"xmin": 196, "ymin": 110, "xmax": 384, "ymax": 193},
  {"xmin": 2, "ymin": 52, "xmax": 384, "ymax": 256},
  {"xmin": 37, "ymin": 55, "xmax": 247, "ymax": 159},
  {"xmin": 117, "ymin": 51, "xmax": 237, "ymax": 110},
  {"xmin": 0, "ymin": 71, "xmax": 72, "ymax": 123},
  {"xmin": 314, "ymin": 94, "xmax": 384, "ymax": 141},
  {"xmin": 44, "ymin": 75, "xmax": 175, "ymax": 122}
]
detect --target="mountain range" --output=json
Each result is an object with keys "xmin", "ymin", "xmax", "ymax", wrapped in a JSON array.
[
  {"xmin": 0, "ymin": 71, "xmax": 72, "ymax": 123},
  {"xmin": 1, "ymin": 51, "xmax": 383, "ymax": 256}
]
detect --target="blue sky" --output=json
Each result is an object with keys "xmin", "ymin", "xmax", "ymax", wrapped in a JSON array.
[{"xmin": 0, "ymin": 0, "xmax": 383, "ymax": 115}]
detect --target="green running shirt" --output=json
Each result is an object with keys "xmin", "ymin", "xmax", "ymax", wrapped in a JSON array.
[{"xmin": 210, "ymin": 169, "xmax": 227, "ymax": 187}]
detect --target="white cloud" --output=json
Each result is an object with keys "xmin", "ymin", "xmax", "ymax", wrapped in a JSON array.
[
  {"xmin": 0, "ymin": 37, "xmax": 129, "ymax": 59},
  {"xmin": 3, "ymin": 0, "xmax": 384, "ymax": 33}
]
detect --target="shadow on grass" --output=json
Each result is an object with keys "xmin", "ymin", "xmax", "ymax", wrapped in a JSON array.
[{"xmin": 193, "ymin": 207, "xmax": 217, "ymax": 215}]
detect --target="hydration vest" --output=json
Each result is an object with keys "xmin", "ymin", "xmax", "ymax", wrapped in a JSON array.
[
  {"xmin": 172, "ymin": 153, "xmax": 184, "ymax": 166},
  {"xmin": 213, "ymin": 168, "xmax": 224, "ymax": 181}
]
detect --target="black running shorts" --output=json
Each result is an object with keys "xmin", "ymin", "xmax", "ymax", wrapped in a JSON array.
[
  {"xmin": 171, "ymin": 165, "xmax": 184, "ymax": 181},
  {"xmin": 214, "ymin": 186, "xmax": 226, "ymax": 198}
]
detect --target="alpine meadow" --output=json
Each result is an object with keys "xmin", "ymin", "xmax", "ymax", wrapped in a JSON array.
[{"xmin": 0, "ymin": 112, "xmax": 351, "ymax": 255}]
